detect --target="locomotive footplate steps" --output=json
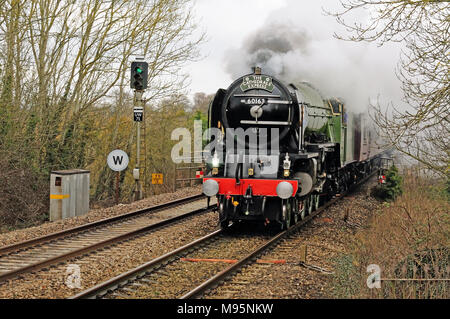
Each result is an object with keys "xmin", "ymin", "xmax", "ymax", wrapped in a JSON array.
[
  {"xmin": 0, "ymin": 205, "xmax": 214, "ymax": 284},
  {"xmin": 179, "ymin": 258, "xmax": 287, "ymax": 264},
  {"xmin": 0, "ymin": 194, "xmax": 204, "ymax": 256}
]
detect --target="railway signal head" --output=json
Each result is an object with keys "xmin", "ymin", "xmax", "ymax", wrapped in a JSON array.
[{"xmin": 131, "ymin": 61, "xmax": 148, "ymax": 90}]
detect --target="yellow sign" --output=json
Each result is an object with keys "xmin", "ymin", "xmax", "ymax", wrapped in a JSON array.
[
  {"xmin": 50, "ymin": 194, "xmax": 70, "ymax": 199},
  {"xmin": 152, "ymin": 173, "xmax": 163, "ymax": 185}
]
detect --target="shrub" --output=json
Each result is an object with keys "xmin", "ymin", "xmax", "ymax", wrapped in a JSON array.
[
  {"xmin": 384, "ymin": 165, "xmax": 403, "ymax": 200},
  {"xmin": 372, "ymin": 165, "xmax": 403, "ymax": 201}
]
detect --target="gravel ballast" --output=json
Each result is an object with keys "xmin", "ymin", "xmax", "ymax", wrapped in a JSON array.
[
  {"xmin": 0, "ymin": 179, "xmax": 382, "ymax": 299},
  {"xmin": 206, "ymin": 177, "xmax": 381, "ymax": 299},
  {"xmin": 0, "ymin": 210, "xmax": 218, "ymax": 298},
  {"xmin": 0, "ymin": 186, "xmax": 202, "ymax": 248}
]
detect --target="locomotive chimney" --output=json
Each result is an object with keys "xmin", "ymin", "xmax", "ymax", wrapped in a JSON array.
[{"xmin": 252, "ymin": 66, "xmax": 261, "ymax": 75}]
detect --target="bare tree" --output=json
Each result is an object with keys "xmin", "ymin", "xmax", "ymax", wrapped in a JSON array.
[
  {"xmin": 193, "ymin": 92, "xmax": 214, "ymax": 113},
  {"xmin": 0, "ymin": 0, "xmax": 204, "ymax": 222},
  {"xmin": 328, "ymin": 0, "xmax": 449, "ymax": 177},
  {"xmin": 0, "ymin": 0, "xmax": 203, "ymax": 167}
]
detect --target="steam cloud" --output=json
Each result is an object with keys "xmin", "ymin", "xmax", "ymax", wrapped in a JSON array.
[
  {"xmin": 226, "ymin": 22, "xmax": 310, "ymax": 80},
  {"xmin": 224, "ymin": 13, "xmax": 403, "ymax": 112}
]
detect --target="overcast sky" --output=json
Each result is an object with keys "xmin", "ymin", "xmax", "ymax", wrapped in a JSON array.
[{"xmin": 184, "ymin": 0, "xmax": 406, "ymax": 111}]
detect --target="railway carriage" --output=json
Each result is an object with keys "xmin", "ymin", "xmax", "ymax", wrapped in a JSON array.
[{"xmin": 202, "ymin": 67, "xmax": 385, "ymax": 229}]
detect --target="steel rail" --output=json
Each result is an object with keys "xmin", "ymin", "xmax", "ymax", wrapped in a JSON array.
[
  {"xmin": 69, "ymin": 229, "xmax": 223, "ymax": 299},
  {"xmin": 0, "ymin": 203, "xmax": 212, "ymax": 284},
  {"xmin": 0, "ymin": 194, "xmax": 204, "ymax": 256}
]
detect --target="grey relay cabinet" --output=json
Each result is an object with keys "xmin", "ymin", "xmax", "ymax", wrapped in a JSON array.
[{"xmin": 50, "ymin": 169, "xmax": 90, "ymax": 221}]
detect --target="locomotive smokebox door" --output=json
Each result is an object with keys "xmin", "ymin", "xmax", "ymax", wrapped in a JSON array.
[{"xmin": 220, "ymin": 70, "xmax": 296, "ymax": 151}]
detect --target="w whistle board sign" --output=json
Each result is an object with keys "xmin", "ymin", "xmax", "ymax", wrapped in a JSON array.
[
  {"xmin": 134, "ymin": 107, "xmax": 143, "ymax": 122},
  {"xmin": 107, "ymin": 150, "xmax": 129, "ymax": 172}
]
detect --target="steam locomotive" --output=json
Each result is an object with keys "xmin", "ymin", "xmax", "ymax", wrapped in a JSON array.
[{"xmin": 202, "ymin": 67, "xmax": 385, "ymax": 229}]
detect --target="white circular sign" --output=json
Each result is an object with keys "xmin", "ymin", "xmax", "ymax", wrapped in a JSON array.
[{"xmin": 107, "ymin": 150, "xmax": 129, "ymax": 172}]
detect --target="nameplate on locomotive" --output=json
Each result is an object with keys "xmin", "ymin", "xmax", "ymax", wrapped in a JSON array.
[{"xmin": 240, "ymin": 75, "xmax": 274, "ymax": 92}]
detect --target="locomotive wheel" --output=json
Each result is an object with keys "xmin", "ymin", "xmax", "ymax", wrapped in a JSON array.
[
  {"xmin": 292, "ymin": 198, "xmax": 299, "ymax": 225},
  {"xmin": 281, "ymin": 200, "xmax": 291, "ymax": 230},
  {"xmin": 307, "ymin": 195, "xmax": 313, "ymax": 215},
  {"xmin": 312, "ymin": 194, "xmax": 320, "ymax": 211},
  {"xmin": 299, "ymin": 199, "xmax": 307, "ymax": 220}
]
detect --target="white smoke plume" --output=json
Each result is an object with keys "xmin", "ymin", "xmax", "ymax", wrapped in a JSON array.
[{"xmin": 224, "ymin": 1, "xmax": 404, "ymax": 112}]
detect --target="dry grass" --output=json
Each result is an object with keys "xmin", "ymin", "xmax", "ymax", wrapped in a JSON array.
[{"xmin": 332, "ymin": 170, "xmax": 449, "ymax": 298}]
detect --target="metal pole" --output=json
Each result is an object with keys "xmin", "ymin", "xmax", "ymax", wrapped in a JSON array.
[
  {"xmin": 134, "ymin": 90, "xmax": 143, "ymax": 201},
  {"xmin": 173, "ymin": 161, "xmax": 178, "ymax": 193},
  {"xmin": 189, "ymin": 158, "xmax": 193, "ymax": 187},
  {"xmin": 143, "ymin": 98, "xmax": 147, "ymax": 197},
  {"xmin": 115, "ymin": 171, "xmax": 119, "ymax": 205}
]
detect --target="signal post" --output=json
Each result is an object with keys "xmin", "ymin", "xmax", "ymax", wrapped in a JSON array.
[{"xmin": 131, "ymin": 59, "xmax": 148, "ymax": 201}]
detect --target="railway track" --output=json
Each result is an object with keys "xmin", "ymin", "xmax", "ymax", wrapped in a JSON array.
[
  {"xmin": 70, "ymin": 228, "xmax": 270, "ymax": 299},
  {"xmin": 0, "ymin": 194, "xmax": 212, "ymax": 284},
  {"xmin": 71, "ymin": 172, "xmax": 375, "ymax": 299}
]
